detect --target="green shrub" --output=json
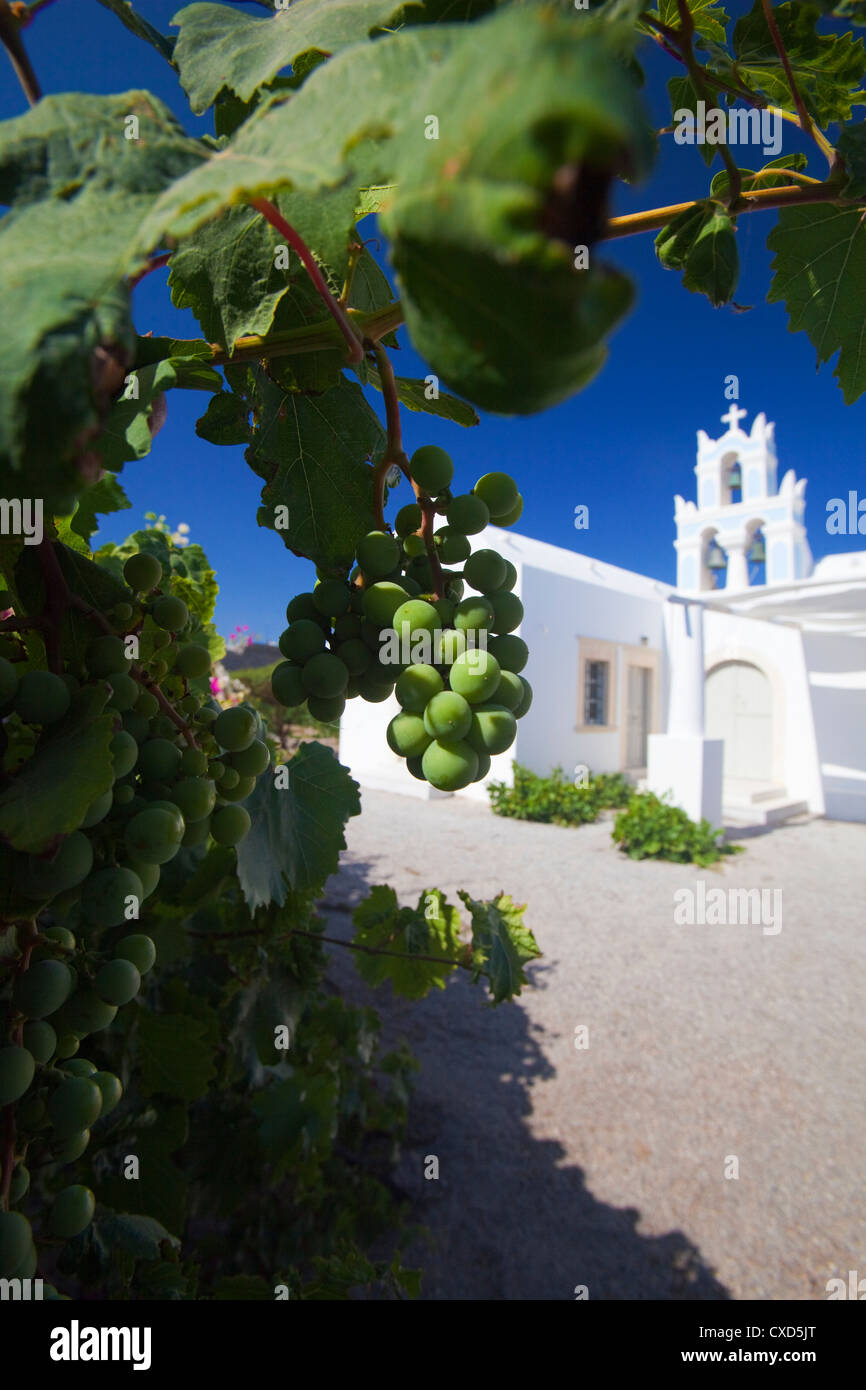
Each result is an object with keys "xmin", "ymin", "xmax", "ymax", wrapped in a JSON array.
[
  {"xmin": 488, "ymin": 764, "xmax": 631, "ymax": 827},
  {"xmin": 611, "ymin": 791, "xmax": 742, "ymax": 866}
]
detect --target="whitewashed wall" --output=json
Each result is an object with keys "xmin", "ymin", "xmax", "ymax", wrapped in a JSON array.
[{"xmin": 801, "ymin": 630, "xmax": 866, "ymax": 822}]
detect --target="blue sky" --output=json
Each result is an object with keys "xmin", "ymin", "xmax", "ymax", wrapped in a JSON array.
[{"xmin": 3, "ymin": 0, "xmax": 864, "ymax": 643}]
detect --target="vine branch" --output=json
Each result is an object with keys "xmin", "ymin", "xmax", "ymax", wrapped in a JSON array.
[
  {"xmin": 188, "ymin": 921, "xmax": 473, "ymax": 971},
  {"xmin": 604, "ymin": 179, "xmax": 856, "ymax": 241},
  {"xmin": 760, "ymin": 0, "xmax": 813, "ymax": 142},
  {"xmin": 0, "ymin": 0, "xmax": 40, "ymax": 105},
  {"xmin": 249, "ymin": 198, "xmax": 364, "ymax": 365}
]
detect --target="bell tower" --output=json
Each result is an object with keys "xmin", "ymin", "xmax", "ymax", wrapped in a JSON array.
[{"xmin": 673, "ymin": 406, "xmax": 812, "ymax": 592}]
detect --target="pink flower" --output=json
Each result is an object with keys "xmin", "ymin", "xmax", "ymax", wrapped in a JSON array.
[{"xmin": 210, "ymin": 676, "xmax": 220, "ymax": 694}]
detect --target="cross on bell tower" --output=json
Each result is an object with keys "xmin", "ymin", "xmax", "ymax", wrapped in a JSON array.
[{"xmin": 720, "ymin": 403, "xmax": 747, "ymax": 432}]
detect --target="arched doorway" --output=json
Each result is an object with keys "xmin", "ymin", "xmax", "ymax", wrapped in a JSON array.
[{"xmin": 705, "ymin": 660, "xmax": 773, "ymax": 791}]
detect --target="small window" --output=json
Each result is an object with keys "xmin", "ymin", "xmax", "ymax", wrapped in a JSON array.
[{"xmin": 583, "ymin": 660, "xmax": 609, "ymax": 726}]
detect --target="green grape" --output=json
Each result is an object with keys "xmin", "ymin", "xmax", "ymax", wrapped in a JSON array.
[
  {"xmin": 79, "ymin": 788, "xmax": 113, "ymax": 828},
  {"xmin": 218, "ymin": 766, "xmax": 239, "ymax": 790},
  {"xmin": 489, "ymin": 591, "xmax": 524, "ymax": 634},
  {"xmin": 18, "ymin": 831, "xmax": 93, "ymax": 900},
  {"xmin": 59, "ymin": 1058, "xmax": 96, "ymax": 1077},
  {"xmin": 152, "ymin": 595, "xmax": 189, "ymax": 632},
  {"xmin": 362, "ymin": 582, "xmax": 409, "ymax": 628},
  {"xmin": 9, "ymin": 1163, "xmax": 30, "ymax": 1205},
  {"xmin": 473, "ymin": 750, "xmax": 492, "ymax": 782},
  {"xmin": 182, "ymin": 815, "xmax": 211, "ymax": 847},
  {"xmin": 195, "ymin": 705, "xmax": 218, "ymax": 727},
  {"xmin": 180, "ymin": 746, "xmax": 208, "ymax": 777},
  {"xmin": 454, "ymin": 595, "xmax": 495, "ymax": 634},
  {"xmin": 14, "ymin": 670, "xmax": 71, "ymax": 725},
  {"xmin": 513, "ymin": 676, "xmax": 533, "ymax": 719},
  {"xmin": 55, "ymin": 990, "xmax": 117, "ymax": 1038},
  {"xmin": 172, "ymin": 777, "xmax": 216, "ymax": 823},
  {"xmin": 463, "ymin": 548, "xmax": 506, "ymax": 594},
  {"xmin": 492, "ymin": 669, "xmax": 524, "ymax": 712},
  {"xmin": 22, "ymin": 1020, "xmax": 56, "ymax": 1065},
  {"xmin": 409, "ymin": 445, "xmax": 454, "ymax": 495},
  {"xmin": 386, "ymin": 712, "xmax": 432, "ymax": 758},
  {"xmin": 142, "ymin": 799, "xmax": 185, "ymax": 834},
  {"xmin": 134, "ymin": 688, "xmax": 159, "ymax": 719},
  {"xmin": 123, "ymin": 552, "xmax": 162, "ymax": 592},
  {"xmin": 179, "ymin": 693, "xmax": 200, "ymax": 717},
  {"xmin": 110, "ymin": 729, "xmax": 139, "ymax": 779},
  {"xmin": 125, "ymin": 807, "xmax": 184, "ymax": 865},
  {"xmin": 0, "ymin": 1046, "xmax": 36, "ymax": 1105},
  {"xmin": 217, "ymin": 773, "xmax": 255, "ymax": 803},
  {"xmin": 432, "ymin": 629, "xmax": 467, "ymax": 666},
  {"xmin": 432, "ymin": 596, "xmax": 456, "ymax": 625},
  {"xmin": 0, "ymin": 1212, "xmax": 33, "ymax": 1278},
  {"xmin": 486, "ymin": 634, "xmax": 528, "ymax": 674},
  {"xmin": 446, "ymin": 494, "xmax": 489, "ymax": 536},
  {"xmin": 208, "ymin": 759, "xmax": 225, "ymax": 782},
  {"xmin": 494, "ymin": 494, "xmax": 523, "ymax": 527},
  {"xmin": 47, "ymin": 1077, "xmax": 102, "ymax": 1139},
  {"xmin": 395, "ymin": 503, "xmax": 423, "ymax": 536},
  {"xmin": 175, "ymin": 644, "xmax": 211, "ymax": 679},
  {"xmin": 360, "ymin": 620, "xmax": 384, "ymax": 655},
  {"xmin": 271, "ymin": 661, "xmax": 305, "ymax": 707},
  {"xmin": 53, "ymin": 1129, "xmax": 91, "ymax": 1163},
  {"xmin": 333, "ymin": 613, "xmax": 362, "ymax": 642},
  {"xmin": 402, "ymin": 533, "xmax": 426, "ymax": 558},
  {"xmin": 421, "ymin": 739, "xmax": 479, "ymax": 791},
  {"xmin": 345, "ymin": 676, "xmax": 360, "ymax": 699},
  {"xmin": 229, "ymin": 740, "xmax": 271, "ymax": 779},
  {"xmin": 210, "ymin": 805, "xmax": 252, "ymax": 847},
  {"xmin": 148, "ymin": 658, "xmax": 169, "ymax": 681},
  {"xmin": 449, "ymin": 649, "xmax": 501, "ymax": 703},
  {"xmin": 467, "ymin": 703, "xmax": 517, "ymax": 755},
  {"xmin": 500, "ymin": 560, "xmax": 518, "ymax": 592},
  {"xmin": 50, "ymin": 1185, "xmax": 95, "ymax": 1239},
  {"xmin": 406, "ymin": 755, "xmax": 426, "ymax": 781},
  {"xmin": 18, "ymin": 1094, "xmax": 48, "ymax": 1129},
  {"xmin": 395, "ymin": 663, "xmax": 443, "ymax": 712},
  {"xmin": 214, "ymin": 706, "xmax": 257, "ymax": 753},
  {"xmin": 357, "ymin": 530, "xmax": 400, "ymax": 580},
  {"xmin": 335, "ymin": 639, "xmax": 371, "ymax": 677},
  {"xmin": 138, "ymin": 737, "xmax": 183, "ymax": 782},
  {"xmin": 44, "ymin": 927, "xmax": 76, "ymax": 951},
  {"xmin": 407, "ymin": 555, "xmax": 434, "ymax": 588},
  {"xmin": 302, "ymin": 652, "xmax": 349, "ymax": 699},
  {"xmin": 436, "ymin": 530, "xmax": 471, "ymax": 564},
  {"xmin": 392, "ymin": 599, "xmax": 439, "ymax": 647},
  {"xmin": 113, "ymin": 782, "xmax": 134, "ymax": 808},
  {"xmin": 113, "ymin": 934, "xmax": 156, "ymax": 975},
  {"xmin": 285, "ymin": 592, "xmax": 319, "ymax": 624},
  {"xmin": 472, "ymin": 471, "xmax": 518, "ymax": 519},
  {"xmin": 93, "ymin": 1071, "xmax": 123, "ymax": 1115},
  {"xmin": 13, "ymin": 960, "xmax": 73, "ymax": 1019},
  {"xmin": 106, "ymin": 672, "xmax": 138, "ymax": 711},
  {"xmin": 86, "ymin": 634, "xmax": 132, "ymax": 679},
  {"xmin": 279, "ymin": 620, "xmax": 327, "ymax": 664},
  {"xmin": 112, "ymin": 601, "xmax": 134, "ymax": 625},
  {"xmin": 0, "ymin": 655, "xmax": 18, "ymax": 708},
  {"xmin": 313, "ymin": 579, "xmax": 351, "ymax": 617},
  {"xmin": 356, "ymin": 672, "xmax": 395, "ymax": 702},
  {"xmin": 444, "ymin": 576, "xmax": 465, "ymax": 603},
  {"xmin": 307, "ymin": 694, "xmax": 345, "ymax": 722},
  {"xmin": 123, "ymin": 710, "xmax": 150, "ymax": 744},
  {"xmin": 151, "ymin": 715, "xmax": 178, "ymax": 740},
  {"xmin": 54, "ymin": 1035, "xmax": 80, "ymax": 1061},
  {"xmin": 81, "ymin": 866, "xmax": 144, "ymax": 928},
  {"xmin": 95, "ymin": 958, "xmax": 141, "ymax": 1007},
  {"xmin": 423, "ymin": 691, "xmax": 473, "ymax": 741}
]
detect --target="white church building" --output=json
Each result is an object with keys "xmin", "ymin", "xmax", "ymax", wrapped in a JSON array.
[{"xmin": 339, "ymin": 407, "xmax": 866, "ymax": 827}]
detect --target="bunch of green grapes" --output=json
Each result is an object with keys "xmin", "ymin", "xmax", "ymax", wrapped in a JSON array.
[{"xmin": 271, "ymin": 446, "xmax": 532, "ymax": 791}]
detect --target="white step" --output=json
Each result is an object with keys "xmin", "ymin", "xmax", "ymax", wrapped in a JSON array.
[{"xmin": 723, "ymin": 797, "xmax": 811, "ymax": 827}]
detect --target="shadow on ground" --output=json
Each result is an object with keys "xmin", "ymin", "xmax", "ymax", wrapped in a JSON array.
[{"xmin": 320, "ymin": 856, "xmax": 730, "ymax": 1302}]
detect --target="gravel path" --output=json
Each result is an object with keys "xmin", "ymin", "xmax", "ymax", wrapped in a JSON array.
[{"xmin": 322, "ymin": 790, "xmax": 866, "ymax": 1301}]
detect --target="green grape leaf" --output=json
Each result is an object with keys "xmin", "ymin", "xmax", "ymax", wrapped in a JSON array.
[
  {"xmin": 837, "ymin": 118, "xmax": 866, "ymax": 196},
  {"xmin": 396, "ymin": 0, "xmax": 496, "ymax": 21},
  {"xmin": 98, "ymin": 1103, "xmax": 189, "ymax": 1236},
  {"xmin": 682, "ymin": 209, "xmax": 739, "ymax": 305},
  {"xmin": 709, "ymin": 152, "xmax": 808, "ymax": 199},
  {"xmin": 649, "ymin": 0, "xmax": 729, "ymax": 43},
  {"xmin": 137, "ymin": 1011, "xmax": 217, "ymax": 1100},
  {"xmin": 238, "ymin": 371, "xmax": 383, "ymax": 572},
  {"xmin": 351, "ymin": 885, "xmax": 461, "ymax": 999},
  {"xmin": 366, "ymin": 369, "xmax": 479, "ymax": 426},
  {"xmin": 252, "ymin": 1073, "xmax": 339, "ymax": 1168},
  {"xmin": 94, "ymin": 1212, "xmax": 180, "ymax": 1261},
  {"xmin": 62, "ymin": 474, "xmax": 132, "ymax": 550},
  {"xmin": 96, "ymin": 0, "xmax": 176, "ymax": 62},
  {"xmin": 458, "ymin": 891, "xmax": 540, "ymax": 1004},
  {"xmin": 195, "ymin": 392, "xmax": 252, "ymax": 446},
  {"xmin": 767, "ymin": 203, "xmax": 866, "ymax": 403},
  {"xmin": 172, "ymin": 0, "xmax": 410, "ymax": 113},
  {"xmin": 667, "ymin": 76, "xmax": 718, "ymax": 167},
  {"xmin": 731, "ymin": 0, "xmax": 866, "ymax": 125},
  {"xmin": 381, "ymin": 4, "xmax": 652, "ymax": 412},
  {"xmin": 0, "ymin": 714, "xmax": 115, "ymax": 854},
  {"xmin": 93, "ymin": 359, "xmax": 178, "ymax": 474},
  {"xmin": 236, "ymin": 742, "xmax": 361, "ymax": 910},
  {"xmin": 239, "ymin": 965, "xmax": 308, "ymax": 1067}
]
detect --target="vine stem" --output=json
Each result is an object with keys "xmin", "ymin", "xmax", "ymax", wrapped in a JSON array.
[
  {"xmin": 760, "ymin": 0, "xmax": 813, "ymax": 143},
  {"xmin": 188, "ymin": 922, "xmax": 474, "ymax": 971},
  {"xmin": 0, "ymin": 0, "xmax": 40, "ymax": 104},
  {"xmin": 604, "ymin": 179, "xmax": 854, "ymax": 241},
  {"xmin": 675, "ymin": 0, "xmax": 742, "ymax": 208},
  {"xmin": 249, "ymin": 198, "xmax": 364, "ymax": 365}
]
